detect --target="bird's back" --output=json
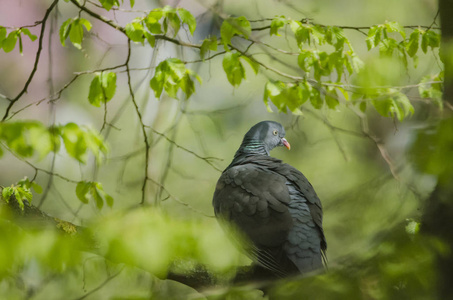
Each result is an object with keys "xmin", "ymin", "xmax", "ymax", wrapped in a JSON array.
[{"xmin": 213, "ymin": 154, "xmax": 326, "ymax": 276}]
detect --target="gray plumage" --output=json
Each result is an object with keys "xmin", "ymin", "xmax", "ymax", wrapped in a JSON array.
[{"xmin": 213, "ymin": 121, "xmax": 327, "ymax": 277}]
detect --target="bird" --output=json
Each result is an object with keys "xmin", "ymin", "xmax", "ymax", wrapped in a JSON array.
[{"xmin": 212, "ymin": 121, "xmax": 327, "ymax": 278}]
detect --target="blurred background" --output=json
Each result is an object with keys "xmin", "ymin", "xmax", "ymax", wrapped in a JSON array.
[{"xmin": 0, "ymin": 0, "xmax": 442, "ymax": 299}]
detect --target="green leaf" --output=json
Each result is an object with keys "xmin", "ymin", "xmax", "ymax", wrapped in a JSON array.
[
  {"xmin": 366, "ymin": 26, "xmax": 381, "ymax": 50},
  {"xmin": 2, "ymin": 187, "xmax": 13, "ymax": 203},
  {"xmin": 418, "ymin": 72, "xmax": 443, "ymax": 106},
  {"xmin": 59, "ymin": 18, "xmax": 72, "ymax": 46},
  {"xmin": 165, "ymin": 10, "xmax": 181, "ymax": 37},
  {"xmin": 146, "ymin": 11, "xmax": 164, "ymax": 34},
  {"xmin": 394, "ymin": 92, "xmax": 414, "ymax": 120},
  {"xmin": 60, "ymin": 123, "xmax": 88, "ymax": 163},
  {"xmin": 372, "ymin": 91, "xmax": 414, "ymax": 121},
  {"xmin": 91, "ymin": 184, "xmax": 104, "ymax": 210},
  {"xmin": 309, "ymin": 86, "xmax": 323, "ymax": 109},
  {"xmin": 378, "ymin": 38, "xmax": 398, "ymax": 56},
  {"xmin": 84, "ymin": 127, "xmax": 109, "ymax": 163},
  {"xmin": 385, "ymin": 21, "xmax": 405, "ymax": 39},
  {"xmin": 76, "ymin": 181, "xmax": 90, "ymax": 204},
  {"xmin": 68, "ymin": 19, "xmax": 85, "ymax": 49},
  {"xmin": 31, "ymin": 182, "xmax": 43, "ymax": 194},
  {"xmin": 290, "ymin": 21, "xmax": 311, "ymax": 48},
  {"xmin": 421, "ymin": 30, "xmax": 440, "ymax": 53},
  {"xmin": 130, "ymin": 0, "xmax": 135, "ymax": 8},
  {"xmin": 270, "ymin": 16, "xmax": 286, "ymax": 36},
  {"xmin": 177, "ymin": 8, "xmax": 196, "ymax": 35},
  {"xmin": 88, "ymin": 72, "xmax": 117, "ymax": 107},
  {"xmin": 2, "ymin": 31, "xmax": 18, "ymax": 52},
  {"xmin": 406, "ymin": 29, "xmax": 420, "ymax": 57},
  {"xmin": 20, "ymin": 28, "xmax": 37, "ymax": 41},
  {"xmin": 220, "ymin": 16, "xmax": 251, "ymax": 50},
  {"xmin": 145, "ymin": 32, "xmax": 155, "ymax": 47},
  {"xmin": 0, "ymin": 26, "xmax": 6, "ymax": 45},
  {"xmin": 78, "ymin": 18, "xmax": 92, "ymax": 32},
  {"xmin": 298, "ymin": 50, "xmax": 314, "ymax": 72},
  {"xmin": 222, "ymin": 52, "xmax": 246, "ymax": 86},
  {"xmin": 240, "ymin": 55, "xmax": 260, "ymax": 74},
  {"xmin": 200, "ymin": 36, "xmax": 218, "ymax": 60},
  {"xmin": 105, "ymin": 194, "xmax": 114, "ymax": 207},
  {"xmin": 325, "ymin": 26, "xmax": 346, "ymax": 50},
  {"xmin": 263, "ymin": 80, "xmax": 309, "ymax": 113},
  {"xmin": 150, "ymin": 58, "xmax": 200, "ymax": 99},
  {"xmin": 99, "ymin": 0, "xmax": 120, "ymax": 11}
]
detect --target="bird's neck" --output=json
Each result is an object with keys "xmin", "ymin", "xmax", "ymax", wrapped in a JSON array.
[{"xmin": 234, "ymin": 139, "xmax": 269, "ymax": 158}]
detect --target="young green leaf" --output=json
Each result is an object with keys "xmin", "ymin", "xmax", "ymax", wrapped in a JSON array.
[
  {"xmin": 2, "ymin": 31, "xmax": 18, "ymax": 52},
  {"xmin": 91, "ymin": 184, "xmax": 104, "ymax": 210},
  {"xmin": 406, "ymin": 29, "xmax": 420, "ymax": 57},
  {"xmin": 88, "ymin": 72, "xmax": 117, "ymax": 107},
  {"xmin": 220, "ymin": 16, "xmax": 251, "ymax": 50},
  {"xmin": 20, "ymin": 28, "xmax": 37, "ymax": 42},
  {"xmin": 99, "ymin": 0, "xmax": 120, "ymax": 11},
  {"xmin": 76, "ymin": 181, "xmax": 91, "ymax": 204},
  {"xmin": 366, "ymin": 26, "xmax": 382, "ymax": 50},
  {"xmin": 0, "ymin": 26, "xmax": 6, "ymax": 45},
  {"xmin": 2, "ymin": 187, "xmax": 13, "ymax": 203},
  {"xmin": 60, "ymin": 18, "xmax": 91, "ymax": 49},
  {"xmin": 263, "ymin": 80, "xmax": 310, "ymax": 113},
  {"xmin": 222, "ymin": 52, "xmax": 246, "ymax": 86},
  {"xmin": 200, "ymin": 36, "xmax": 218, "ymax": 60},
  {"xmin": 61, "ymin": 123, "xmax": 88, "ymax": 163},
  {"xmin": 177, "ymin": 8, "xmax": 196, "ymax": 35},
  {"xmin": 421, "ymin": 30, "xmax": 440, "ymax": 53},
  {"xmin": 145, "ymin": 11, "xmax": 164, "ymax": 34},
  {"xmin": 270, "ymin": 16, "xmax": 286, "ymax": 36},
  {"xmin": 240, "ymin": 55, "xmax": 259, "ymax": 74},
  {"xmin": 150, "ymin": 58, "xmax": 200, "ymax": 99},
  {"xmin": 59, "ymin": 18, "xmax": 73, "ymax": 46},
  {"xmin": 385, "ymin": 21, "xmax": 405, "ymax": 39}
]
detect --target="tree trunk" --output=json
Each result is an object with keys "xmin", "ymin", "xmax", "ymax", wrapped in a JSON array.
[{"xmin": 422, "ymin": 1, "xmax": 453, "ymax": 298}]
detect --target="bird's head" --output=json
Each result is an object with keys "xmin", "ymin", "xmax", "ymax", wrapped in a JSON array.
[{"xmin": 242, "ymin": 121, "xmax": 291, "ymax": 154}]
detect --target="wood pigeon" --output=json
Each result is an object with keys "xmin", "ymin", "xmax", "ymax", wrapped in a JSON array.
[{"xmin": 213, "ymin": 121, "xmax": 327, "ymax": 277}]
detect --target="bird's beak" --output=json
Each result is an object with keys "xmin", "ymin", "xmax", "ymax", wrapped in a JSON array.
[{"xmin": 281, "ymin": 138, "xmax": 291, "ymax": 150}]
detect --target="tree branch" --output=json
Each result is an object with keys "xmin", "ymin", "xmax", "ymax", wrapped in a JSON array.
[{"xmin": 1, "ymin": 0, "xmax": 59, "ymax": 121}]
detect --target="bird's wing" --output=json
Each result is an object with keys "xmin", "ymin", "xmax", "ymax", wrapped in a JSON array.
[
  {"xmin": 241, "ymin": 156, "xmax": 327, "ymax": 265},
  {"xmin": 213, "ymin": 163, "xmax": 299, "ymax": 276},
  {"xmin": 282, "ymin": 164, "xmax": 327, "ymax": 260}
]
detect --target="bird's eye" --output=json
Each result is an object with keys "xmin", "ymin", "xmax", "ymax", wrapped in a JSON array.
[{"xmin": 273, "ymin": 130, "xmax": 278, "ymax": 136}]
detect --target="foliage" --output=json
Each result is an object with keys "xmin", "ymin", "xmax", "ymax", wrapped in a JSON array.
[{"xmin": 0, "ymin": 0, "xmax": 448, "ymax": 299}]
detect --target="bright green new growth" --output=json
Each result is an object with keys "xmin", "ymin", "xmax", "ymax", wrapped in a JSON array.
[
  {"xmin": 150, "ymin": 58, "xmax": 201, "ymax": 99},
  {"xmin": 59, "ymin": 17, "xmax": 92, "ymax": 49},
  {"xmin": 125, "ymin": 6, "xmax": 197, "ymax": 46},
  {"xmin": 1, "ymin": 177, "xmax": 42, "ymax": 210},
  {"xmin": 76, "ymin": 181, "xmax": 113, "ymax": 209},
  {"xmin": 88, "ymin": 72, "xmax": 117, "ymax": 107},
  {"xmin": 0, "ymin": 121, "xmax": 108, "ymax": 163},
  {"xmin": 0, "ymin": 27, "xmax": 37, "ymax": 54}
]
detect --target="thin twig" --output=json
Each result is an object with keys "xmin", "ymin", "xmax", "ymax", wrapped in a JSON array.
[{"xmin": 125, "ymin": 40, "xmax": 151, "ymax": 205}]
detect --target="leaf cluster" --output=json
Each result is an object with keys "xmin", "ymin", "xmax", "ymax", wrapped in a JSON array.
[
  {"xmin": 125, "ymin": 6, "xmax": 196, "ymax": 47},
  {"xmin": 0, "ymin": 121, "xmax": 108, "ymax": 163},
  {"xmin": 0, "ymin": 26, "xmax": 37, "ymax": 54},
  {"xmin": 76, "ymin": 181, "xmax": 113, "ymax": 209}
]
